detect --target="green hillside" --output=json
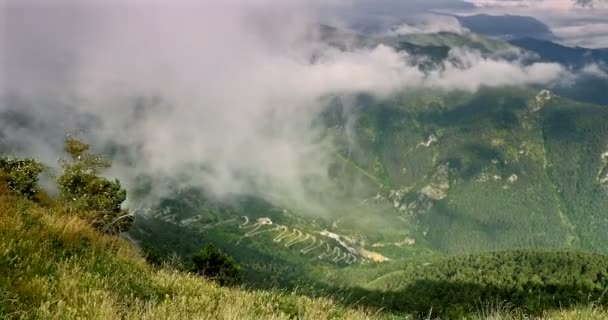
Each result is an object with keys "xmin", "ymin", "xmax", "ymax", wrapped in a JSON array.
[
  {"xmin": 127, "ymin": 85, "xmax": 608, "ymax": 318},
  {"xmin": 321, "ymin": 86, "xmax": 608, "ymax": 255},
  {"xmin": 4, "ymin": 27, "xmax": 608, "ymax": 319},
  {"xmin": 350, "ymin": 250, "xmax": 608, "ymax": 317},
  {"xmin": 133, "ymin": 86, "xmax": 608, "ymax": 268},
  {"xmin": 0, "ymin": 186, "xmax": 377, "ymax": 320},
  {"xmin": 5, "ymin": 184, "xmax": 608, "ymax": 319},
  {"xmin": 391, "ymin": 32, "xmax": 515, "ymax": 54}
]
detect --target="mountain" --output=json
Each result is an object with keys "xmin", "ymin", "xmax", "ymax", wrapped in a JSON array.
[
  {"xmin": 349, "ymin": 249, "xmax": 608, "ymax": 317},
  {"xmin": 388, "ymin": 31, "xmax": 517, "ymax": 55},
  {"xmin": 8, "ymin": 136, "xmax": 608, "ymax": 319},
  {"xmin": 509, "ymin": 37, "xmax": 608, "ymax": 68},
  {"xmin": 507, "ymin": 38, "xmax": 608, "ymax": 106},
  {"xmin": 5, "ymin": 179, "xmax": 608, "ymax": 318},
  {"xmin": 455, "ymin": 14, "xmax": 555, "ymax": 40},
  {"xmin": 0, "ymin": 186, "xmax": 375, "ymax": 319},
  {"xmin": 125, "ymin": 30, "xmax": 608, "ymax": 317},
  {"xmin": 5, "ymin": 26, "xmax": 608, "ymax": 319},
  {"xmin": 133, "ymin": 85, "xmax": 608, "ymax": 258}
]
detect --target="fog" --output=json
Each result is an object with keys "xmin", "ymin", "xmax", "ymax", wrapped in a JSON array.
[{"xmin": 1, "ymin": 0, "xmax": 571, "ymax": 211}]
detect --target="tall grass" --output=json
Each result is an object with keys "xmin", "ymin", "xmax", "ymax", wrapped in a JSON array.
[
  {"xmin": 3, "ymin": 188, "xmax": 608, "ymax": 320},
  {"xmin": 0, "ymin": 191, "xmax": 376, "ymax": 320}
]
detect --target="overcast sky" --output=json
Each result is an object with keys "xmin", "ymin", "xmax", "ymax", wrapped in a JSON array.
[
  {"xmin": 449, "ymin": 0, "xmax": 608, "ymax": 47},
  {"xmin": 305, "ymin": 0, "xmax": 608, "ymax": 47}
]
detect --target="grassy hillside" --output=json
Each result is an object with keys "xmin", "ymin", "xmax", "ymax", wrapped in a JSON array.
[
  {"xmin": 348, "ymin": 250, "xmax": 608, "ymax": 317},
  {"xmin": 6, "ymin": 187, "xmax": 608, "ymax": 319},
  {"xmin": 320, "ymin": 87, "xmax": 608, "ymax": 255},
  {"xmin": 4, "ymin": 28, "xmax": 608, "ymax": 319},
  {"xmin": 0, "ymin": 187, "xmax": 376, "ymax": 320},
  {"xmin": 130, "ymin": 86, "xmax": 608, "ymax": 308},
  {"xmin": 5, "ymin": 157, "xmax": 608, "ymax": 319}
]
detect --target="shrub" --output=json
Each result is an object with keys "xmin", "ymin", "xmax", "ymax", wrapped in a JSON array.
[
  {"xmin": 57, "ymin": 136, "xmax": 132, "ymax": 234},
  {"xmin": 142, "ymin": 245, "xmax": 166, "ymax": 267},
  {"xmin": 0, "ymin": 157, "xmax": 43, "ymax": 198},
  {"xmin": 191, "ymin": 244, "xmax": 242, "ymax": 286}
]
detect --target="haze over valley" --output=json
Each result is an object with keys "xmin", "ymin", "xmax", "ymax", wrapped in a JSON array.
[{"xmin": 2, "ymin": 0, "xmax": 608, "ymax": 319}]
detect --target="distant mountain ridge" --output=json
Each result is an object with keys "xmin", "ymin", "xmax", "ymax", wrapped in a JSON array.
[
  {"xmin": 509, "ymin": 37, "xmax": 608, "ymax": 68},
  {"xmin": 455, "ymin": 14, "xmax": 555, "ymax": 40}
]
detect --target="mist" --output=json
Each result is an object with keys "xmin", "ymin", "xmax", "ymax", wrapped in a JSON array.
[
  {"xmin": 391, "ymin": 14, "xmax": 468, "ymax": 35},
  {"xmin": 1, "ymin": 0, "xmax": 570, "ymax": 212}
]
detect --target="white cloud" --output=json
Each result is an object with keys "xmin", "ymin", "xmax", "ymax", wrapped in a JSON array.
[
  {"xmin": 464, "ymin": 0, "xmax": 604, "ymax": 10},
  {"xmin": 552, "ymin": 23, "xmax": 608, "ymax": 48},
  {"xmin": 461, "ymin": 0, "xmax": 608, "ymax": 48},
  {"xmin": 580, "ymin": 63, "xmax": 608, "ymax": 78},
  {"xmin": 425, "ymin": 48, "xmax": 568, "ymax": 90},
  {"xmin": 0, "ymin": 0, "xmax": 570, "ymax": 211},
  {"xmin": 391, "ymin": 14, "xmax": 468, "ymax": 35}
]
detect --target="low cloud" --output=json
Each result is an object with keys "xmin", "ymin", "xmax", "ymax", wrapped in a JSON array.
[
  {"xmin": 0, "ymin": 0, "xmax": 570, "ymax": 211},
  {"xmin": 460, "ymin": 0, "xmax": 608, "ymax": 48},
  {"xmin": 391, "ymin": 14, "xmax": 468, "ymax": 36},
  {"xmin": 426, "ymin": 49, "xmax": 568, "ymax": 90},
  {"xmin": 580, "ymin": 63, "xmax": 608, "ymax": 78},
  {"xmin": 552, "ymin": 23, "xmax": 608, "ymax": 48}
]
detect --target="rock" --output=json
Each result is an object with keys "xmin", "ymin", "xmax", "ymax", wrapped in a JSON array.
[
  {"xmin": 257, "ymin": 217, "xmax": 273, "ymax": 225},
  {"xmin": 356, "ymin": 247, "xmax": 391, "ymax": 262},
  {"xmin": 416, "ymin": 134, "xmax": 438, "ymax": 148},
  {"xmin": 420, "ymin": 164, "xmax": 449, "ymax": 200},
  {"xmin": 531, "ymin": 89, "xmax": 552, "ymax": 112}
]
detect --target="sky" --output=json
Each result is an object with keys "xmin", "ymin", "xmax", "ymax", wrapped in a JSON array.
[
  {"xmin": 318, "ymin": 0, "xmax": 608, "ymax": 47},
  {"xmin": 459, "ymin": 0, "xmax": 608, "ymax": 47},
  {"xmin": 0, "ymin": 0, "xmax": 604, "ymax": 210}
]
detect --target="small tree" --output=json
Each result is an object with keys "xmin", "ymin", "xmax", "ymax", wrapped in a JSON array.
[
  {"xmin": 191, "ymin": 244, "xmax": 242, "ymax": 286},
  {"xmin": 0, "ymin": 157, "xmax": 43, "ymax": 198},
  {"xmin": 57, "ymin": 136, "xmax": 132, "ymax": 234}
]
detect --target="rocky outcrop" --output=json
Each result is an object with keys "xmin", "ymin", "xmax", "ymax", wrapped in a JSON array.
[{"xmin": 420, "ymin": 164, "xmax": 450, "ymax": 200}]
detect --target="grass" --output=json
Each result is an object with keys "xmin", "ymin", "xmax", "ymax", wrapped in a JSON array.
[
  {"xmin": 0, "ymin": 188, "xmax": 378, "ymax": 320},
  {"xmin": 4, "ymin": 184, "xmax": 608, "ymax": 319}
]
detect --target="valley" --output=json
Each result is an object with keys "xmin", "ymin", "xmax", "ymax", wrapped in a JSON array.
[{"xmin": 3, "ymin": 3, "xmax": 608, "ymax": 318}]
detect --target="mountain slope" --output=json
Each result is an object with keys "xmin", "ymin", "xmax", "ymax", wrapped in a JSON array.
[
  {"xmin": 5, "ymin": 182, "xmax": 608, "ymax": 319},
  {"xmin": 509, "ymin": 37, "xmax": 608, "ymax": 68},
  {"xmin": 391, "ymin": 31, "xmax": 516, "ymax": 54},
  {"xmin": 507, "ymin": 38, "xmax": 608, "ymax": 106},
  {"xmin": 352, "ymin": 250, "xmax": 608, "ymax": 317},
  {"xmin": 0, "ymin": 188, "xmax": 376, "ymax": 320},
  {"xmin": 319, "ymin": 87, "xmax": 608, "ymax": 254},
  {"xmin": 131, "ymin": 86, "xmax": 608, "ymax": 294}
]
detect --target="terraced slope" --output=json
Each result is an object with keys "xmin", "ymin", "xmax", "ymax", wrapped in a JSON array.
[
  {"xmin": 132, "ymin": 86, "xmax": 608, "ymax": 288},
  {"xmin": 0, "ymin": 188, "xmax": 377, "ymax": 320}
]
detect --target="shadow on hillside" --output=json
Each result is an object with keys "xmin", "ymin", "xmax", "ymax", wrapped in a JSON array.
[
  {"xmin": 133, "ymin": 213, "xmax": 608, "ymax": 317},
  {"xmin": 416, "ymin": 91, "xmax": 526, "ymax": 129},
  {"xmin": 323, "ymin": 279, "xmax": 607, "ymax": 318}
]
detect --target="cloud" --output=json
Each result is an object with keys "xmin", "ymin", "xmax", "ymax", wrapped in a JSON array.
[
  {"xmin": 459, "ymin": 0, "xmax": 608, "ymax": 48},
  {"xmin": 575, "ymin": 0, "xmax": 608, "ymax": 8},
  {"xmin": 552, "ymin": 23, "xmax": 608, "ymax": 48},
  {"xmin": 426, "ymin": 49, "xmax": 568, "ymax": 90},
  {"xmin": 580, "ymin": 63, "xmax": 608, "ymax": 78},
  {"xmin": 0, "ymin": 0, "xmax": 570, "ymax": 212},
  {"xmin": 463, "ymin": 0, "xmax": 608, "ymax": 10},
  {"xmin": 391, "ymin": 14, "xmax": 468, "ymax": 35}
]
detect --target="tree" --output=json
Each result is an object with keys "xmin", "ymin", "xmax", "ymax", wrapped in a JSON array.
[
  {"xmin": 191, "ymin": 244, "xmax": 242, "ymax": 286},
  {"xmin": 0, "ymin": 157, "xmax": 43, "ymax": 198},
  {"xmin": 57, "ymin": 136, "xmax": 132, "ymax": 234}
]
